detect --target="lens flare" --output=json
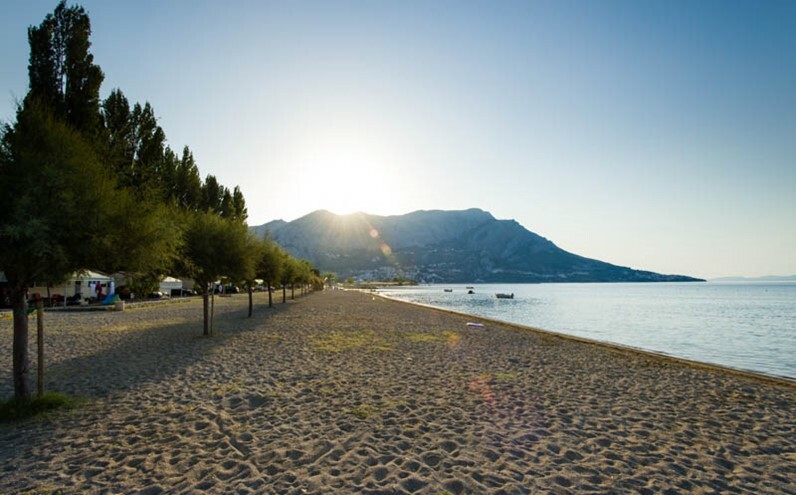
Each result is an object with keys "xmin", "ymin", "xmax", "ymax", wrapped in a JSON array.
[
  {"xmin": 445, "ymin": 331, "xmax": 461, "ymax": 348},
  {"xmin": 370, "ymin": 228, "xmax": 379, "ymax": 238},
  {"xmin": 380, "ymin": 243, "xmax": 392, "ymax": 256},
  {"xmin": 468, "ymin": 373, "xmax": 496, "ymax": 406}
]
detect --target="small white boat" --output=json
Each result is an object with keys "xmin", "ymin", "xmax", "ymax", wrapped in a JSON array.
[{"xmin": 495, "ymin": 293, "xmax": 514, "ymax": 299}]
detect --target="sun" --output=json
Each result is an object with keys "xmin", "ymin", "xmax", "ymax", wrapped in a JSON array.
[{"xmin": 293, "ymin": 128, "xmax": 407, "ymax": 215}]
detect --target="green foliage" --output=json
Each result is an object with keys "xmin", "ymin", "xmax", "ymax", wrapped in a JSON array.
[
  {"xmin": 126, "ymin": 273, "xmax": 160, "ymax": 299},
  {"xmin": 0, "ymin": 392, "xmax": 81, "ymax": 422},
  {"xmin": 101, "ymin": 200, "xmax": 183, "ymax": 276},
  {"xmin": 100, "ymin": 88, "xmax": 135, "ymax": 175},
  {"xmin": 257, "ymin": 237, "xmax": 284, "ymax": 285},
  {"xmin": 26, "ymin": 0, "xmax": 104, "ymax": 135},
  {"xmin": 178, "ymin": 211, "xmax": 253, "ymax": 334},
  {"xmin": 231, "ymin": 186, "xmax": 247, "ymax": 222},
  {"xmin": 0, "ymin": 100, "xmax": 116, "ymax": 285},
  {"xmin": 391, "ymin": 275, "xmax": 416, "ymax": 285},
  {"xmin": 179, "ymin": 211, "xmax": 251, "ymax": 286},
  {"xmin": 174, "ymin": 146, "xmax": 202, "ymax": 210},
  {"xmin": 3, "ymin": 0, "xmax": 252, "ymax": 398},
  {"xmin": 201, "ymin": 174, "xmax": 223, "ymax": 213}
]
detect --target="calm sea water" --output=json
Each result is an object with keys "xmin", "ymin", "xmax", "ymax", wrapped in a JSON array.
[{"xmin": 377, "ymin": 282, "xmax": 796, "ymax": 380}]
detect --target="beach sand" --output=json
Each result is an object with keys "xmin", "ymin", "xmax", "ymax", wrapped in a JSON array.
[{"xmin": 0, "ymin": 290, "xmax": 794, "ymax": 494}]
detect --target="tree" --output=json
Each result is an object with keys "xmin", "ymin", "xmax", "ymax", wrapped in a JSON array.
[
  {"xmin": 296, "ymin": 259, "xmax": 314, "ymax": 297},
  {"xmin": 128, "ymin": 102, "xmax": 166, "ymax": 195},
  {"xmin": 256, "ymin": 237, "xmax": 285, "ymax": 308},
  {"xmin": 240, "ymin": 235, "xmax": 265, "ymax": 318},
  {"xmin": 1, "ymin": 101, "xmax": 123, "ymax": 399},
  {"xmin": 279, "ymin": 255, "xmax": 298, "ymax": 303},
  {"xmin": 173, "ymin": 146, "xmax": 202, "ymax": 210},
  {"xmin": 26, "ymin": 0, "xmax": 104, "ymax": 135},
  {"xmin": 178, "ymin": 212, "xmax": 251, "ymax": 335},
  {"xmin": 231, "ymin": 186, "xmax": 247, "ymax": 222},
  {"xmin": 101, "ymin": 89, "xmax": 135, "ymax": 178},
  {"xmin": 220, "ymin": 187, "xmax": 233, "ymax": 219},
  {"xmin": 201, "ymin": 175, "xmax": 223, "ymax": 213},
  {"xmin": 3, "ymin": 0, "xmax": 253, "ymax": 400}
]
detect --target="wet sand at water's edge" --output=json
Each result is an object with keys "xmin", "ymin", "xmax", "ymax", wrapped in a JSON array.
[{"xmin": 0, "ymin": 290, "xmax": 794, "ymax": 494}]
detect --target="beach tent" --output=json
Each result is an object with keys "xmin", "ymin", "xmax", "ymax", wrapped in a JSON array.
[
  {"xmin": 28, "ymin": 270, "xmax": 114, "ymax": 301},
  {"xmin": 159, "ymin": 276, "xmax": 183, "ymax": 295}
]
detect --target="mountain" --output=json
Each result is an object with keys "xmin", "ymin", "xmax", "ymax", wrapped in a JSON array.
[{"xmin": 250, "ymin": 208, "xmax": 703, "ymax": 283}]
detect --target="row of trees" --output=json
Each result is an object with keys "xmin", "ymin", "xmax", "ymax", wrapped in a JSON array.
[{"xmin": 0, "ymin": 2, "xmax": 321, "ymax": 401}]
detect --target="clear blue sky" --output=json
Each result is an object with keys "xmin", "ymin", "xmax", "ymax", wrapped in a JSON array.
[{"xmin": 2, "ymin": 1, "xmax": 794, "ymax": 279}]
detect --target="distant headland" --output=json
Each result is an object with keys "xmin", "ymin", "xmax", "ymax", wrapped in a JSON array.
[{"xmin": 250, "ymin": 209, "xmax": 704, "ymax": 284}]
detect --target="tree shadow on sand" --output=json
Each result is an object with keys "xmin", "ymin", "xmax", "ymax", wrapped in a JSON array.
[{"xmin": 0, "ymin": 296, "xmax": 296, "ymax": 461}]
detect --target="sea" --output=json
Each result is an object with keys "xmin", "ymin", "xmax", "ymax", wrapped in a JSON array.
[{"xmin": 376, "ymin": 281, "xmax": 796, "ymax": 381}]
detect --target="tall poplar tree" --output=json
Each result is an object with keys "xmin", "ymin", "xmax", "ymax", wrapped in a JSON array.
[
  {"xmin": 26, "ymin": 0, "xmax": 104, "ymax": 135},
  {"xmin": 1, "ymin": 2, "xmax": 181, "ymax": 401},
  {"xmin": 101, "ymin": 88, "xmax": 135, "ymax": 178},
  {"xmin": 174, "ymin": 146, "xmax": 203, "ymax": 210}
]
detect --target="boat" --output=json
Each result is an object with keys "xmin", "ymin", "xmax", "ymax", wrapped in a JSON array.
[
  {"xmin": 495, "ymin": 293, "xmax": 514, "ymax": 299},
  {"xmin": 467, "ymin": 290, "xmax": 475, "ymax": 294},
  {"xmin": 443, "ymin": 289, "xmax": 453, "ymax": 292}
]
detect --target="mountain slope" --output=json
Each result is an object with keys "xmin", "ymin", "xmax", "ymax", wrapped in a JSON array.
[{"xmin": 250, "ymin": 209, "xmax": 702, "ymax": 283}]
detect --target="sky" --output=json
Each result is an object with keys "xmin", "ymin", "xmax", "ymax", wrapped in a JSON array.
[{"xmin": 2, "ymin": 1, "xmax": 794, "ymax": 279}]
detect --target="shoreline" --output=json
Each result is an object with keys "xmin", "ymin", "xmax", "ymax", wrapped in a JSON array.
[
  {"xmin": 373, "ymin": 290, "xmax": 796, "ymax": 389},
  {"xmin": 1, "ymin": 290, "xmax": 794, "ymax": 493}
]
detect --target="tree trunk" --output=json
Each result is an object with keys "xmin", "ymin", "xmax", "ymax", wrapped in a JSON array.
[
  {"xmin": 248, "ymin": 286, "xmax": 253, "ymax": 318},
  {"xmin": 267, "ymin": 280, "xmax": 273, "ymax": 308},
  {"xmin": 202, "ymin": 285, "xmax": 210, "ymax": 336},
  {"xmin": 37, "ymin": 299, "xmax": 45, "ymax": 398},
  {"xmin": 12, "ymin": 286, "xmax": 31, "ymax": 400},
  {"xmin": 282, "ymin": 286, "xmax": 286, "ymax": 303},
  {"xmin": 210, "ymin": 292, "xmax": 215, "ymax": 336},
  {"xmin": 291, "ymin": 284, "xmax": 295, "ymax": 300}
]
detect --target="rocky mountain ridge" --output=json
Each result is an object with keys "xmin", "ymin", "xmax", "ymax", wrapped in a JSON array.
[{"xmin": 250, "ymin": 209, "xmax": 703, "ymax": 283}]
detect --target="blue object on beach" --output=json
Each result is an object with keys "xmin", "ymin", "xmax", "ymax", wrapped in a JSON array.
[{"xmin": 101, "ymin": 293, "xmax": 120, "ymax": 305}]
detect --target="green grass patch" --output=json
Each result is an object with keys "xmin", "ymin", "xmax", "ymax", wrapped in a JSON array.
[
  {"xmin": 348, "ymin": 404, "xmax": 378, "ymax": 419},
  {"xmin": 0, "ymin": 392, "xmax": 81, "ymax": 422},
  {"xmin": 494, "ymin": 371, "xmax": 521, "ymax": 381},
  {"xmin": 406, "ymin": 332, "xmax": 442, "ymax": 343}
]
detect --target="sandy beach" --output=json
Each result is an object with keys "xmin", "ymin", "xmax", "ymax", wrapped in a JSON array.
[{"xmin": 0, "ymin": 290, "xmax": 794, "ymax": 494}]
